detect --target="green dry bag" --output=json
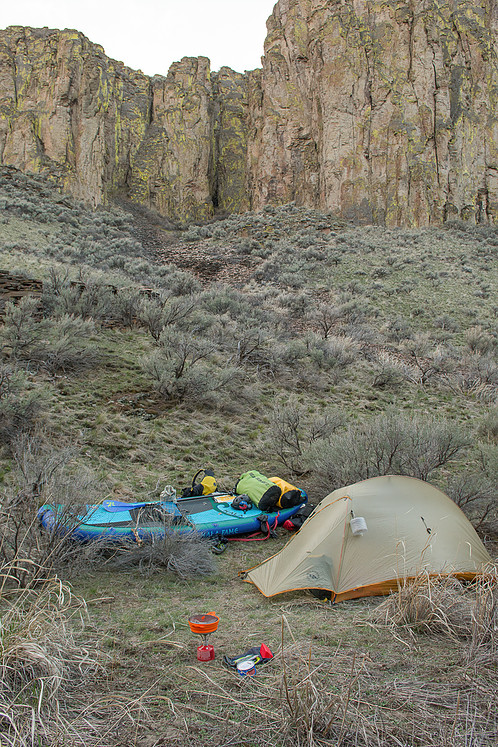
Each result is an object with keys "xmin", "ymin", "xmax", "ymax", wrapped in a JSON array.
[{"xmin": 235, "ymin": 470, "xmax": 281, "ymax": 512}]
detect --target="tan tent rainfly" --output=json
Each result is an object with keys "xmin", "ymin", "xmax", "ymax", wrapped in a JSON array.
[{"xmin": 244, "ymin": 475, "xmax": 492, "ymax": 602}]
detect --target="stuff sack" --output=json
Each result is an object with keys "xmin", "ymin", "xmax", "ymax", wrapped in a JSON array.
[
  {"xmin": 181, "ymin": 469, "xmax": 217, "ymax": 498},
  {"xmin": 282, "ymin": 503, "xmax": 317, "ymax": 531},
  {"xmin": 269, "ymin": 476, "xmax": 306, "ymax": 509},
  {"xmin": 235, "ymin": 470, "xmax": 281, "ymax": 511},
  {"xmin": 280, "ymin": 489, "xmax": 304, "ymax": 508}
]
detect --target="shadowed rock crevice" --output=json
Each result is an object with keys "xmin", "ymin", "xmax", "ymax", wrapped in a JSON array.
[{"xmin": 0, "ymin": 0, "xmax": 497, "ymax": 226}]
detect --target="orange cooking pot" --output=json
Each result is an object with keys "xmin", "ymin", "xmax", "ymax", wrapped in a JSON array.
[{"xmin": 188, "ymin": 612, "xmax": 219, "ymax": 635}]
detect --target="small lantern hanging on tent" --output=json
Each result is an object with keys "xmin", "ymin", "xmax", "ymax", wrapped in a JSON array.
[{"xmin": 350, "ymin": 511, "xmax": 368, "ymax": 536}]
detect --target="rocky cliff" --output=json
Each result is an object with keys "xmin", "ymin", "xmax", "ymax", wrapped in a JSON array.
[
  {"xmin": 256, "ymin": 0, "xmax": 498, "ymax": 225},
  {"xmin": 1, "ymin": 0, "xmax": 497, "ymax": 226}
]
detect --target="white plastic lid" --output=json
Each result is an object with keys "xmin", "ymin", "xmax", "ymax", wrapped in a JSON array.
[{"xmin": 236, "ymin": 660, "xmax": 256, "ymax": 672}]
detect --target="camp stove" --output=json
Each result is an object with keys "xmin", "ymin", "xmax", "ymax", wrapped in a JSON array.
[{"xmin": 188, "ymin": 612, "xmax": 219, "ymax": 661}]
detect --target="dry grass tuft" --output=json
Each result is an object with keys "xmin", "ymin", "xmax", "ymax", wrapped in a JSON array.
[
  {"xmin": 373, "ymin": 572, "xmax": 475, "ymax": 639},
  {"xmin": 278, "ymin": 648, "xmax": 367, "ymax": 746},
  {"xmin": 466, "ymin": 567, "xmax": 498, "ymax": 667},
  {"xmin": 0, "ymin": 562, "xmax": 99, "ymax": 745},
  {"xmin": 373, "ymin": 570, "xmax": 498, "ymax": 646},
  {"xmin": 0, "ymin": 563, "xmax": 163, "ymax": 746}
]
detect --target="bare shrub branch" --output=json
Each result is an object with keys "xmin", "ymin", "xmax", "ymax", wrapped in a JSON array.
[
  {"xmin": 269, "ymin": 399, "xmax": 344, "ymax": 475},
  {"xmin": 0, "ymin": 436, "xmax": 103, "ymax": 584},
  {"xmin": 99, "ymin": 531, "xmax": 215, "ymax": 578},
  {"xmin": 0, "ymin": 365, "xmax": 45, "ymax": 449},
  {"xmin": 0, "ymin": 297, "xmax": 43, "ymax": 360}
]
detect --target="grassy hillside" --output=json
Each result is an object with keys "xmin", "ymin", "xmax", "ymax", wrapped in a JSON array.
[{"xmin": 0, "ymin": 166, "xmax": 497, "ymax": 746}]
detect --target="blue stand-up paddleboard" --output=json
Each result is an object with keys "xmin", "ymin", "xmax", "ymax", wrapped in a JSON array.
[{"xmin": 38, "ymin": 491, "xmax": 307, "ymax": 544}]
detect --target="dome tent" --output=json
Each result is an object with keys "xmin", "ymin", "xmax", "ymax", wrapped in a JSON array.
[{"xmin": 244, "ymin": 476, "xmax": 492, "ymax": 602}]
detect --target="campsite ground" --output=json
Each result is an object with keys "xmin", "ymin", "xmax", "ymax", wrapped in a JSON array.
[
  {"xmin": 65, "ymin": 532, "xmax": 496, "ymax": 746},
  {"xmin": 0, "ymin": 167, "xmax": 497, "ymax": 745}
]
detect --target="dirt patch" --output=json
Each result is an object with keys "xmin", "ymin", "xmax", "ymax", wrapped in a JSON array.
[{"xmin": 155, "ymin": 240, "xmax": 256, "ymax": 284}]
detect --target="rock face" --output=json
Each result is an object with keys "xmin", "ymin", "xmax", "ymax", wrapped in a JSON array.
[
  {"xmin": 1, "ymin": 0, "xmax": 498, "ymax": 226},
  {"xmin": 0, "ymin": 27, "xmax": 254, "ymax": 224},
  {"xmin": 255, "ymin": 0, "xmax": 498, "ymax": 225}
]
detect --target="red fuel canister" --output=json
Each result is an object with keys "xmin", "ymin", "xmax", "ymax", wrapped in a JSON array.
[{"xmin": 197, "ymin": 644, "xmax": 215, "ymax": 661}]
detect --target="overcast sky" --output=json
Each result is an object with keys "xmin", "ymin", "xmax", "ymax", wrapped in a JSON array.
[{"xmin": 1, "ymin": 1, "xmax": 277, "ymax": 75}]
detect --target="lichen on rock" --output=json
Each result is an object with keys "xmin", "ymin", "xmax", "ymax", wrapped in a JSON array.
[{"xmin": 1, "ymin": 0, "xmax": 498, "ymax": 226}]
